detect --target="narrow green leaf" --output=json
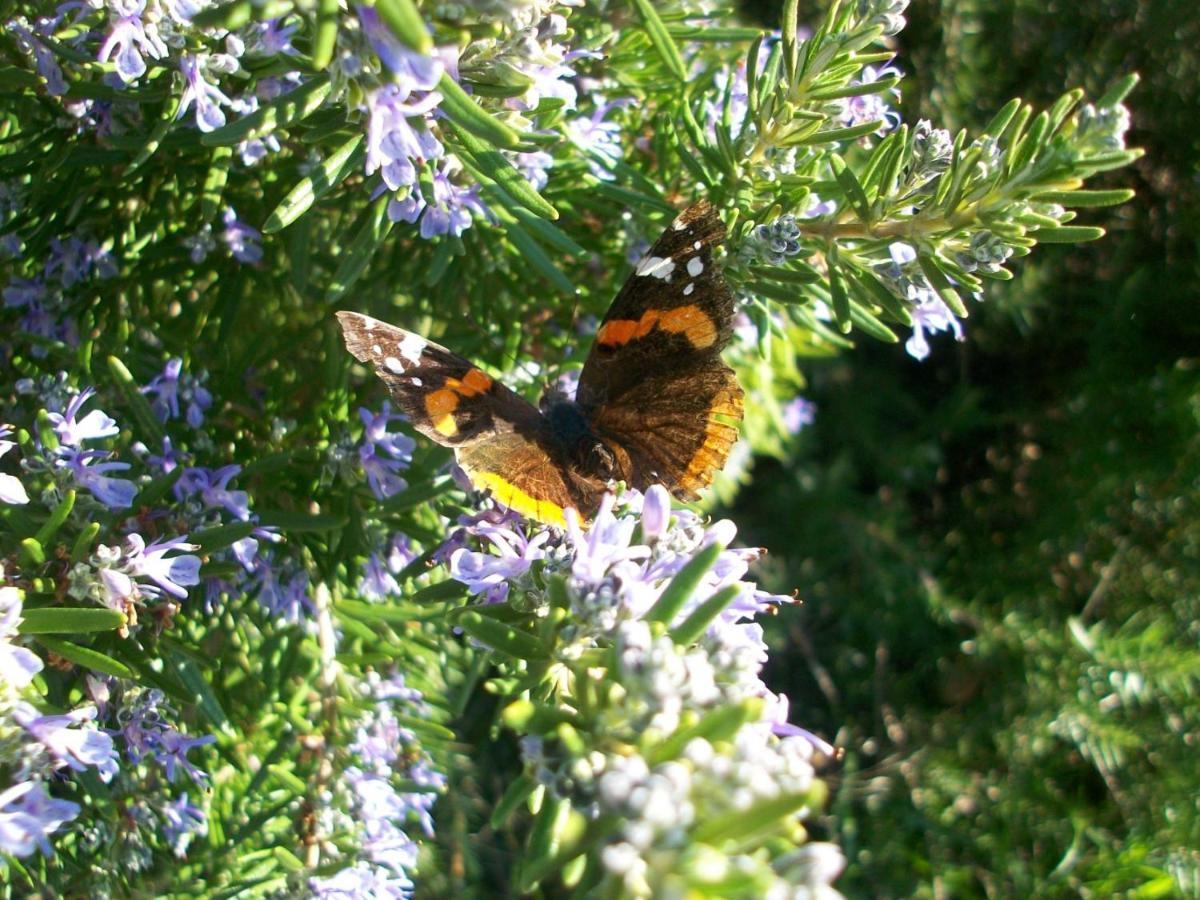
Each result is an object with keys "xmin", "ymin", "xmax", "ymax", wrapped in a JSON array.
[
  {"xmin": 630, "ymin": 0, "xmax": 688, "ymax": 81},
  {"xmin": 311, "ymin": 0, "xmax": 339, "ymax": 70},
  {"xmin": 35, "ymin": 637, "xmax": 135, "ymax": 678},
  {"xmin": 20, "ymin": 537, "xmax": 45, "ymax": 567},
  {"xmin": 132, "ymin": 468, "xmax": 183, "ymax": 512},
  {"xmin": 327, "ymin": 194, "xmax": 394, "ymax": 302},
  {"xmin": 192, "ymin": 0, "xmax": 252, "ymax": 29},
  {"xmin": 70, "ymin": 522, "xmax": 101, "ymax": 565},
  {"xmin": 373, "ymin": 0, "xmax": 433, "ymax": 53},
  {"xmin": 410, "ymin": 580, "xmax": 469, "ymax": 603},
  {"xmin": 456, "ymin": 611, "xmax": 549, "ymax": 660},
  {"xmin": 797, "ymin": 118, "xmax": 886, "ymax": 146},
  {"xmin": 192, "ymin": 521, "xmax": 258, "ymax": 552},
  {"xmin": 437, "ymin": 73, "xmax": 521, "ymax": 149},
  {"xmin": 647, "ymin": 540, "xmax": 723, "ymax": 625},
  {"xmin": 167, "ymin": 645, "xmax": 230, "ymax": 732},
  {"xmin": 830, "ymin": 153, "xmax": 871, "ymax": 221},
  {"xmin": 491, "ymin": 774, "xmax": 537, "ymax": 830},
  {"xmin": 1030, "ymin": 225, "xmax": 1106, "ymax": 243},
  {"xmin": 651, "ymin": 697, "xmax": 764, "ymax": 765},
  {"xmin": 126, "ymin": 94, "xmax": 181, "ymax": 175},
  {"xmin": 916, "ymin": 253, "xmax": 968, "ymax": 317},
  {"xmin": 592, "ymin": 182, "xmax": 676, "ymax": 215},
  {"xmin": 200, "ymin": 145, "xmax": 232, "ymax": 223},
  {"xmin": 263, "ymin": 134, "xmax": 365, "ymax": 233},
  {"xmin": 446, "ymin": 120, "xmax": 558, "ymax": 220},
  {"xmin": 781, "ymin": 0, "xmax": 800, "ymax": 81},
  {"xmin": 272, "ymin": 848, "xmax": 306, "ymax": 874},
  {"xmin": 828, "ymin": 258, "xmax": 851, "ymax": 332},
  {"xmin": 256, "ymin": 510, "xmax": 349, "ymax": 532},
  {"xmin": 107, "ymin": 355, "xmax": 166, "ymax": 445},
  {"xmin": 201, "ymin": 76, "xmax": 332, "ymax": 146},
  {"xmin": 1030, "ymin": 188, "xmax": 1135, "ymax": 208},
  {"xmin": 336, "ymin": 599, "xmax": 415, "ymax": 624},
  {"xmin": 35, "ymin": 489, "xmax": 75, "ymax": 547},
  {"xmin": 1096, "ymin": 73, "xmax": 1139, "ymax": 109},
  {"xmin": 808, "ymin": 75, "xmax": 899, "ymax": 102},
  {"xmin": 848, "ymin": 298, "xmax": 899, "ymax": 343},
  {"xmin": 492, "ymin": 209, "xmax": 575, "ymax": 295},
  {"xmin": 509, "ymin": 205, "xmax": 587, "ymax": 257},
  {"xmin": 18, "ymin": 607, "xmax": 126, "ymax": 635},
  {"xmin": 669, "ymin": 584, "xmax": 743, "ymax": 646},
  {"xmin": 981, "ymin": 97, "xmax": 1022, "ymax": 141},
  {"xmin": 693, "ymin": 789, "xmax": 818, "ymax": 844},
  {"xmin": 848, "ymin": 268, "xmax": 913, "ymax": 326}
]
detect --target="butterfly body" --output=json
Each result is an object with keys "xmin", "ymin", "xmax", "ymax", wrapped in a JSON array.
[{"xmin": 337, "ymin": 200, "xmax": 743, "ymax": 527}]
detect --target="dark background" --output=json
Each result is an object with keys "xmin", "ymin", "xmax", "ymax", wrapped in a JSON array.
[{"xmin": 736, "ymin": 0, "xmax": 1200, "ymax": 894}]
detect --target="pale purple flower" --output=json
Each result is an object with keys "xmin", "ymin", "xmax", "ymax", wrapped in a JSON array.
[
  {"xmin": 180, "ymin": 464, "xmax": 250, "ymax": 519},
  {"xmin": 98, "ymin": 567, "xmax": 136, "ymax": 611},
  {"xmin": 394, "ymin": 165, "xmax": 487, "ymax": 239},
  {"xmin": 124, "ymin": 533, "xmax": 202, "ymax": 599},
  {"xmin": 14, "ymin": 702, "xmax": 120, "ymax": 782},
  {"xmin": 0, "ymin": 782, "xmax": 80, "ymax": 858},
  {"xmin": 60, "ymin": 449, "xmax": 137, "ymax": 508},
  {"xmin": 366, "ymin": 85, "xmax": 444, "ymax": 190},
  {"xmin": 837, "ymin": 64, "xmax": 902, "ymax": 135},
  {"xmin": 177, "ymin": 53, "xmax": 231, "ymax": 132},
  {"xmin": 565, "ymin": 494, "xmax": 650, "ymax": 587},
  {"xmin": 514, "ymin": 150, "xmax": 553, "ymax": 191},
  {"xmin": 142, "ymin": 358, "xmax": 213, "ymax": 426},
  {"xmin": 566, "ymin": 99, "xmax": 629, "ymax": 177},
  {"xmin": 47, "ymin": 388, "xmax": 119, "ymax": 446},
  {"xmin": 250, "ymin": 18, "xmax": 300, "ymax": 57},
  {"xmin": 10, "ymin": 22, "xmax": 67, "ymax": 96},
  {"xmin": 0, "ymin": 586, "xmax": 42, "ymax": 688},
  {"xmin": 311, "ymin": 862, "xmax": 414, "ymax": 899},
  {"xmin": 359, "ymin": 536, "xmax": 415, "ymax": 601},
  {"xmin": 161, "ymin": 793, "xmax": 207, "ymax": 856},
  {"xmin": 450, "ymin": 519, "xmax": 550, "ymax": 602},
  {"xmin": 2, "ymin": 275, "xmax": 46, "ymax": 309},
  {"xmin": 97, "ymin": 1, "xmax": 166, "ymax": 84},
  {"xmin": 255, "ymin": 561, "xmax": 312, "ymax": 623},
  {"xmin": 358, "ymin": 404, "xmax": 415, "ymax": 499},
  {"xmin": 356, "ymin": 6, "xmax": 443, "ymax": 91},
  {"xmin": 782, "ymin": 396, "xmax": 816, "ymax": 434},
  {"xmin": 905, "ymin": 286, "xmax": 964, "ymax": 361},
  {"xmin": 0, "ymin": 429, "xmax": 29, "ymax": 505},
  {"xmin": 640, "ymin": 484, "xmax": 671, "ymax": 542},
  {"xmin": 44, "ymin": 236, "xmax": 116, "ymax": 287},
  {"xmin": 157, "ymin": 729, "xmax": 216, "ymax": 784},
  {"xmin": 220, "ymin": 207, "xmax": 262, "ymax": 263},
  {"xmin": 183, "ymin": 225, "xmax": 215, "ymax": 263}
]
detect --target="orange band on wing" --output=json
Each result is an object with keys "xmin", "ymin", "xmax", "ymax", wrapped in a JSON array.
[
  {"xmin": 471, "ymin": 470, "xmax": 568, "ymax": 528},
  {"xmin": 426, "ymin": 388, "xmax": 460, "ymax": 437},
  {"xmin": 597, "ymin": 305, "xmax": 716, "ymax": 349}
]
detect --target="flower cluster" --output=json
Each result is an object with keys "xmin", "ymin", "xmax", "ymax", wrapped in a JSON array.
[
  {"xmin": 448, "ymin": 488, "xmax": 842, "ymax": 895},
  {"xmin": 311, "ymin": 672, "xmax": 445, "ymax": 897}
]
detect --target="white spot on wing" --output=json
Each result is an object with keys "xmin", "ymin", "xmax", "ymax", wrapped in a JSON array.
[
  {"xmin": 371, "ymin": 344, "xmax": 382, "ymax": 354},
  {"xmin": 683, "ymin": 282, "xmax": 695, "ymax": 296},
  {"xmin": 399, "ymin": 332, "xmax": 426, "ymax": 364},
  {"xmin": 686, "ymin": 256, "xmax": 704, "ymax": 277},
  {"xmin": 411, "ymin": 376, "xmax": 423, "ymax": 387},
  {"xmin": 635, "ymin": 255, "xmax": 675, "ymax": 280},
  {"xmin": 693, "ymin": 240, "xmax": 702, "ymax": 250},
  {"xmin": 672, "ymin": 219, "xmax": 687, "ymax": 232},
  {"xmin": 384, "ymin": 356, "xmax": 404, "ymax": 373}
]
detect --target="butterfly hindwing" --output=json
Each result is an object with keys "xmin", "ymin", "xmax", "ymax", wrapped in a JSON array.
[{"xmin": 577, "ymin": 201, "xmax": 744, "ymax": 499}]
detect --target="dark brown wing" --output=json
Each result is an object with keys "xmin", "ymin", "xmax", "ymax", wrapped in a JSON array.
[
  {"xmin": 576, "ymin": 200, "xmax": 735, "ymax": 410},
  {"xmin": 337, "ymin": 311, "xmax": 598, "ymax": 526},
  {"xmin": 576, "ymin": 202, "xmax": 743, "ymax": 498}
]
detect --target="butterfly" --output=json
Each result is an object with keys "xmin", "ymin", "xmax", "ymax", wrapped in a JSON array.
[{"xmin": 336, "ymin": 200, "xmax": 743, "ymax": 527}]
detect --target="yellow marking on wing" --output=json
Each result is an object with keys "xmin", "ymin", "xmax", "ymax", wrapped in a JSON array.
[
  {"xmin": 681, "ymin": 385, "xmax": 744, "ymax": 490},
  {"xmin": 426, "ymin": 388, "xmax": 459, "ymax": 437},
  {"xmin": 597, "ymin": 305, "xmax": 716, "ymax": 349},
  {"xmin": 471, "ymin": 470, "xmax": 568, "ymax": 528}
]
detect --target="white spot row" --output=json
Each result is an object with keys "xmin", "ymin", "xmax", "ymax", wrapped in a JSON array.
[{"xmin": 636, "ymin": 255, "xmax": 676, "ymax": 280}]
